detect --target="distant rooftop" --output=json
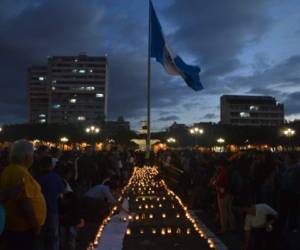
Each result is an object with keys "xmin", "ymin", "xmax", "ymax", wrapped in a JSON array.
[{"xmin": 221, "ymin": 95, "xmax": 280, "ymax": 105}]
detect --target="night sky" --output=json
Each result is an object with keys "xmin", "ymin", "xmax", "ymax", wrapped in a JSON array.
[{"xmin": 0, "ymin": 0, "xmax": 300, "ymax": 130}]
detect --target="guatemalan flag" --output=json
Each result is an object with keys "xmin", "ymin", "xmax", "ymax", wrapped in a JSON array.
[{"xmin": 150, "ymin": 1, "xmax": 203, "ymax": 91}]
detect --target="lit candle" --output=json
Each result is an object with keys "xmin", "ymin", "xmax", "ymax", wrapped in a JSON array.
[
  {"xmin": 135, "ymin": 215, "xmax": 140, "ymax": 221},
  {"xmin": 186, "ymin": 228, "xmax": 191, "ymax": 235},
  {"xmin": 149, "ymin": 214, "xmax": 154, "ymax": 219},
  {"xmin": 167, "ymin": 227, "xmax": 172, "ymax": 234},
  {"xmin": 159, "ymin": 203, "xmax": 162, "ymax": 208},
  {"xmin": 145, "ymin": 204, "xmax": 149, "ymax": 209},
  {"xmin": 176, "ymin": 213, "xmax": 180, "ymax": 218},
  {"xmin": 140, "ymin": 229, "xmax": 144, "ymax": 234},
  {"xmin": 161, "ymin": 228, "xmax": 166, "ymax": 235},
  {"xmin": 162, "ymin": 213, "xmax": 166, "ymax": 218},
  {"xmin": 152, "ymin": 228, "xmax": 156, "ymax": 234},
  {"xmin": 126, "ymin": 228, "xmax": 131, "ymax": 235},
  {"xmin": 176, "ymin": 228, "xmax": 181, "ymax": 234}
]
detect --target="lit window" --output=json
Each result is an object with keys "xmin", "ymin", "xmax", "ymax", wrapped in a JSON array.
[
  {"xmin": 52, "ymin": 86, "xmax": 56, "ymax": 91},
  {"xmin": 72, "ymin": 69, "xmax": 77, "ymax": 73},
  {"xmin": 77, "ymin": 116, "xmax": 86, "ymax": 121},
  {"xmin": 240, "ymin": 112, "xmax": 250, "ymax": 118},
  {"xmin": 96, "ymin": 93, "xmax": 104, "ymax": 98},
  {"xmin": 38, "ymin": 76, "xmax": 45, "ymax": 81},
  {"xmin": 79, "ymin": 69, "xmax": 86, "ymax": 74},
  {"xmin": 86, "ymin": 86, "xmax": 95, "ymax": 91},
  {"xmin": 53, "ymin": 104, "xmax": 61, "ymax": 109},
  {"xmin": 40, "ymin": 119, "xmax": 46, "ymax": 123},
  {"xmin": 89, "ymin": 69, "xmax": 93, "ymax": 73},
  {"xmin": 69, "ymin": 98, "xmax": 77, "ymax": 103},
  {"xmin": 39, "ymin": 114, "xmax": 46, "ymax": 118},
  {"xmin": 52, "ymin": 80, "xmax": 56, "ymax": 84},
  {"xmin": 74, "ymin": 59, "xmax": 78, "ymax": 62},
  {"xmin": 249, "ymin": 105, "xmax": 259, "ymax": 111}
]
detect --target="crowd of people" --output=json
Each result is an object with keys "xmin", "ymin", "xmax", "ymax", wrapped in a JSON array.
[
  {"xmin": 0, "ymin": 140, "xmax": 299, "ymax": 250},
  {"xmin": 0, "ymin": 140, "xmax": 136, "ymax": 250},
  {"xmin": 157, "ymin": 149, "xmax": 300, "ymax": 250}
]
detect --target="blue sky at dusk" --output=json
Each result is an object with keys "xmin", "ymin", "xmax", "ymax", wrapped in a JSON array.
[{"xmin": 0, "ymin": 0, "xmax": 300, "ymax": 130}]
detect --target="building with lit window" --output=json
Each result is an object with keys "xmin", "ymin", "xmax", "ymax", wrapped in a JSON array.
[
  {"xmin": 28, "ymin": 54, "xmax": 108, "ymax": 124},
  {"xmin": 28, "ymin": 66, "xmax": 49, "ymax": 123},
  {"xmin": 220, "ymin": 95, "xmax": 284, "ymax": 126}
]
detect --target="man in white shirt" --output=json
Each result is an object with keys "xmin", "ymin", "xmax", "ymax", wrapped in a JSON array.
[
  {"xmin": 82, "ymin": 178, "xmax": 118, "ymax": 222},
  {"xmin": 242, "ymin": 203, "xmax": 278, "ymax": 250},
  {"xmin": 84, "ymin": 182, "xmax": 116, "ymax": 204}
]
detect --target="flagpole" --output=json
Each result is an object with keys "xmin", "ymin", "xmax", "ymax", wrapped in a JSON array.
[{"xmin": 146, "ymin": 0, "xmax": 152, "ymax": 163}]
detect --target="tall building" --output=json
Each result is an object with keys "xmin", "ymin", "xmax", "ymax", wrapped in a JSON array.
[
  {"xmin": 28, "ymin": 54, "xmax": 108, "ymax": 124},
  {"xmin": 28, "ymin": 66, "xmax": 49, "ymax": 123},
  {"xmin": 220, "ymin": 95, "xmax": 284, "ymax": 126}
]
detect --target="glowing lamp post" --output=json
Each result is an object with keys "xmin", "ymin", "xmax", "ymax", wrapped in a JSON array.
[
  {"xmin": 216, "ymin": 137, "xmax": 225, "ymax": 152},
  {"xmin": 86, "ymin": 125, "xmax": 100, "ymax": 149},
  {"xmin": 190, "ymin": 127, "xmax": 204, "ymax": 147},
  {"xmin": 283, "ymin": 128, "xmax": 295, "ymax": 151},
  {"xmin": 166, "ymin": 137, "xmax": 176, "ymax": 147},
  {"xmin": 60, "ymin": 137, "xmax": 69, "ymax": 151},
  {"xmin": 217, "ymin": 138, "xmax": 225, "ymax": 144}
]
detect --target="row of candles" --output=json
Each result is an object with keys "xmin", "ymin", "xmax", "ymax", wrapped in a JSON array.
[
  {"xmin": 126, "ymin": 227, "xmax": 191, "ymax": 235},
  {"xmin": 88, "ymin": 167, "xmax": 216, "ymax": 249},
  {"xmin": 120, "ymin": 212, "xmax": 181, "ymax": 222}
]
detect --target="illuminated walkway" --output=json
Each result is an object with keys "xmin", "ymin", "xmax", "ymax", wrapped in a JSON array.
[{"xmin": 88, "ymin": 167, "xmax": 227, "ymax": 250}]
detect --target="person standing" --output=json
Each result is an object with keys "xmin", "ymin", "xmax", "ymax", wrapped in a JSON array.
[
  {"xmin": 214, "ymin": 157, "xmax": 234, "ymax": 233},
  {"xmin": 279, "ymin": 152, "xmax": 300, "ymax": 232},
  {"xmin": 0, "ymin": 140, "xmax": 46, "ymax": 250},
  {"xmin": 35, "ymin": 156, "xmax": 65, "ymax": 250}
]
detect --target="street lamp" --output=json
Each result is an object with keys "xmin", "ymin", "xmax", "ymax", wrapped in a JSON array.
[
  {"xmin": 216, "ymin": 137, "xmax": 225, "ymax": 152},
  {"xmin": 189, "ymin": 127, "xmax": 204, "ymax": 147},
  {"xmin": 167, "ymin": 137, "xmax": 176, "ymax": 144},
  {"xmin": 60, "ymin": 137, "xmax": 69, "ymax": 151},
  {"xmin": 86, "ymin": 125, "xmax": 100, "ymax": 135},
  {"xmin": 190, "ymin": 127, "xmax": 204, "ymax": 135},
  {"xmin": 217, "ymin": 138, "xmax": 225, "ymax": 144},
  {"xmin": 283, "ymin": 128, "xmax": 295, "ymax": 137},
  {"xmin": 60, "ymin": 137, "xmax": 69, "ymax": 143},
  {"xmin": 283, "ymin": 128, "xmax": 295, "ymax": 151},
  {"xmin": 85, "ymin": 125, "xmax": 100, "ymax": 149}
]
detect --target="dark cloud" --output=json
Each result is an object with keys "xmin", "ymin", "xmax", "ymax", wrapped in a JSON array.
[
  {"xmin": 1, "ymin": 0, "xmax": 299, "ymax": 129},
  {"xmin": 227, "ymin": 55, "xmax": 300, "ymax": 92},
  {"xmin": 158, "ymin": 115, "xmax": 179, "ymax": 122},
  {"xmin": 164, "ymin": 0, "xmax": 272, "ymax": 78},
  {"xmin": 284, "ymin": 92, "xmax": 300, "ymax": 115},
  {"xmin": 246, "ymin": 87, "xmax": 282, "ymax": 97},
  {"xmin": 201, "ymin": 113, "xmax": 218, "ymax": 120}
]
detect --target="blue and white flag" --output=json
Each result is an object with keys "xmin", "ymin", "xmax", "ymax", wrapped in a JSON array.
[{"xmin": 150, "ymin": 1, "xmax": 203, "ymax": 91}]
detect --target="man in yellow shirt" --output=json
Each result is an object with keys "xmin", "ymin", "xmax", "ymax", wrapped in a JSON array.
[{"xmin": 0, "ymin": 139, "xmax": 46, "ymax": 250}]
